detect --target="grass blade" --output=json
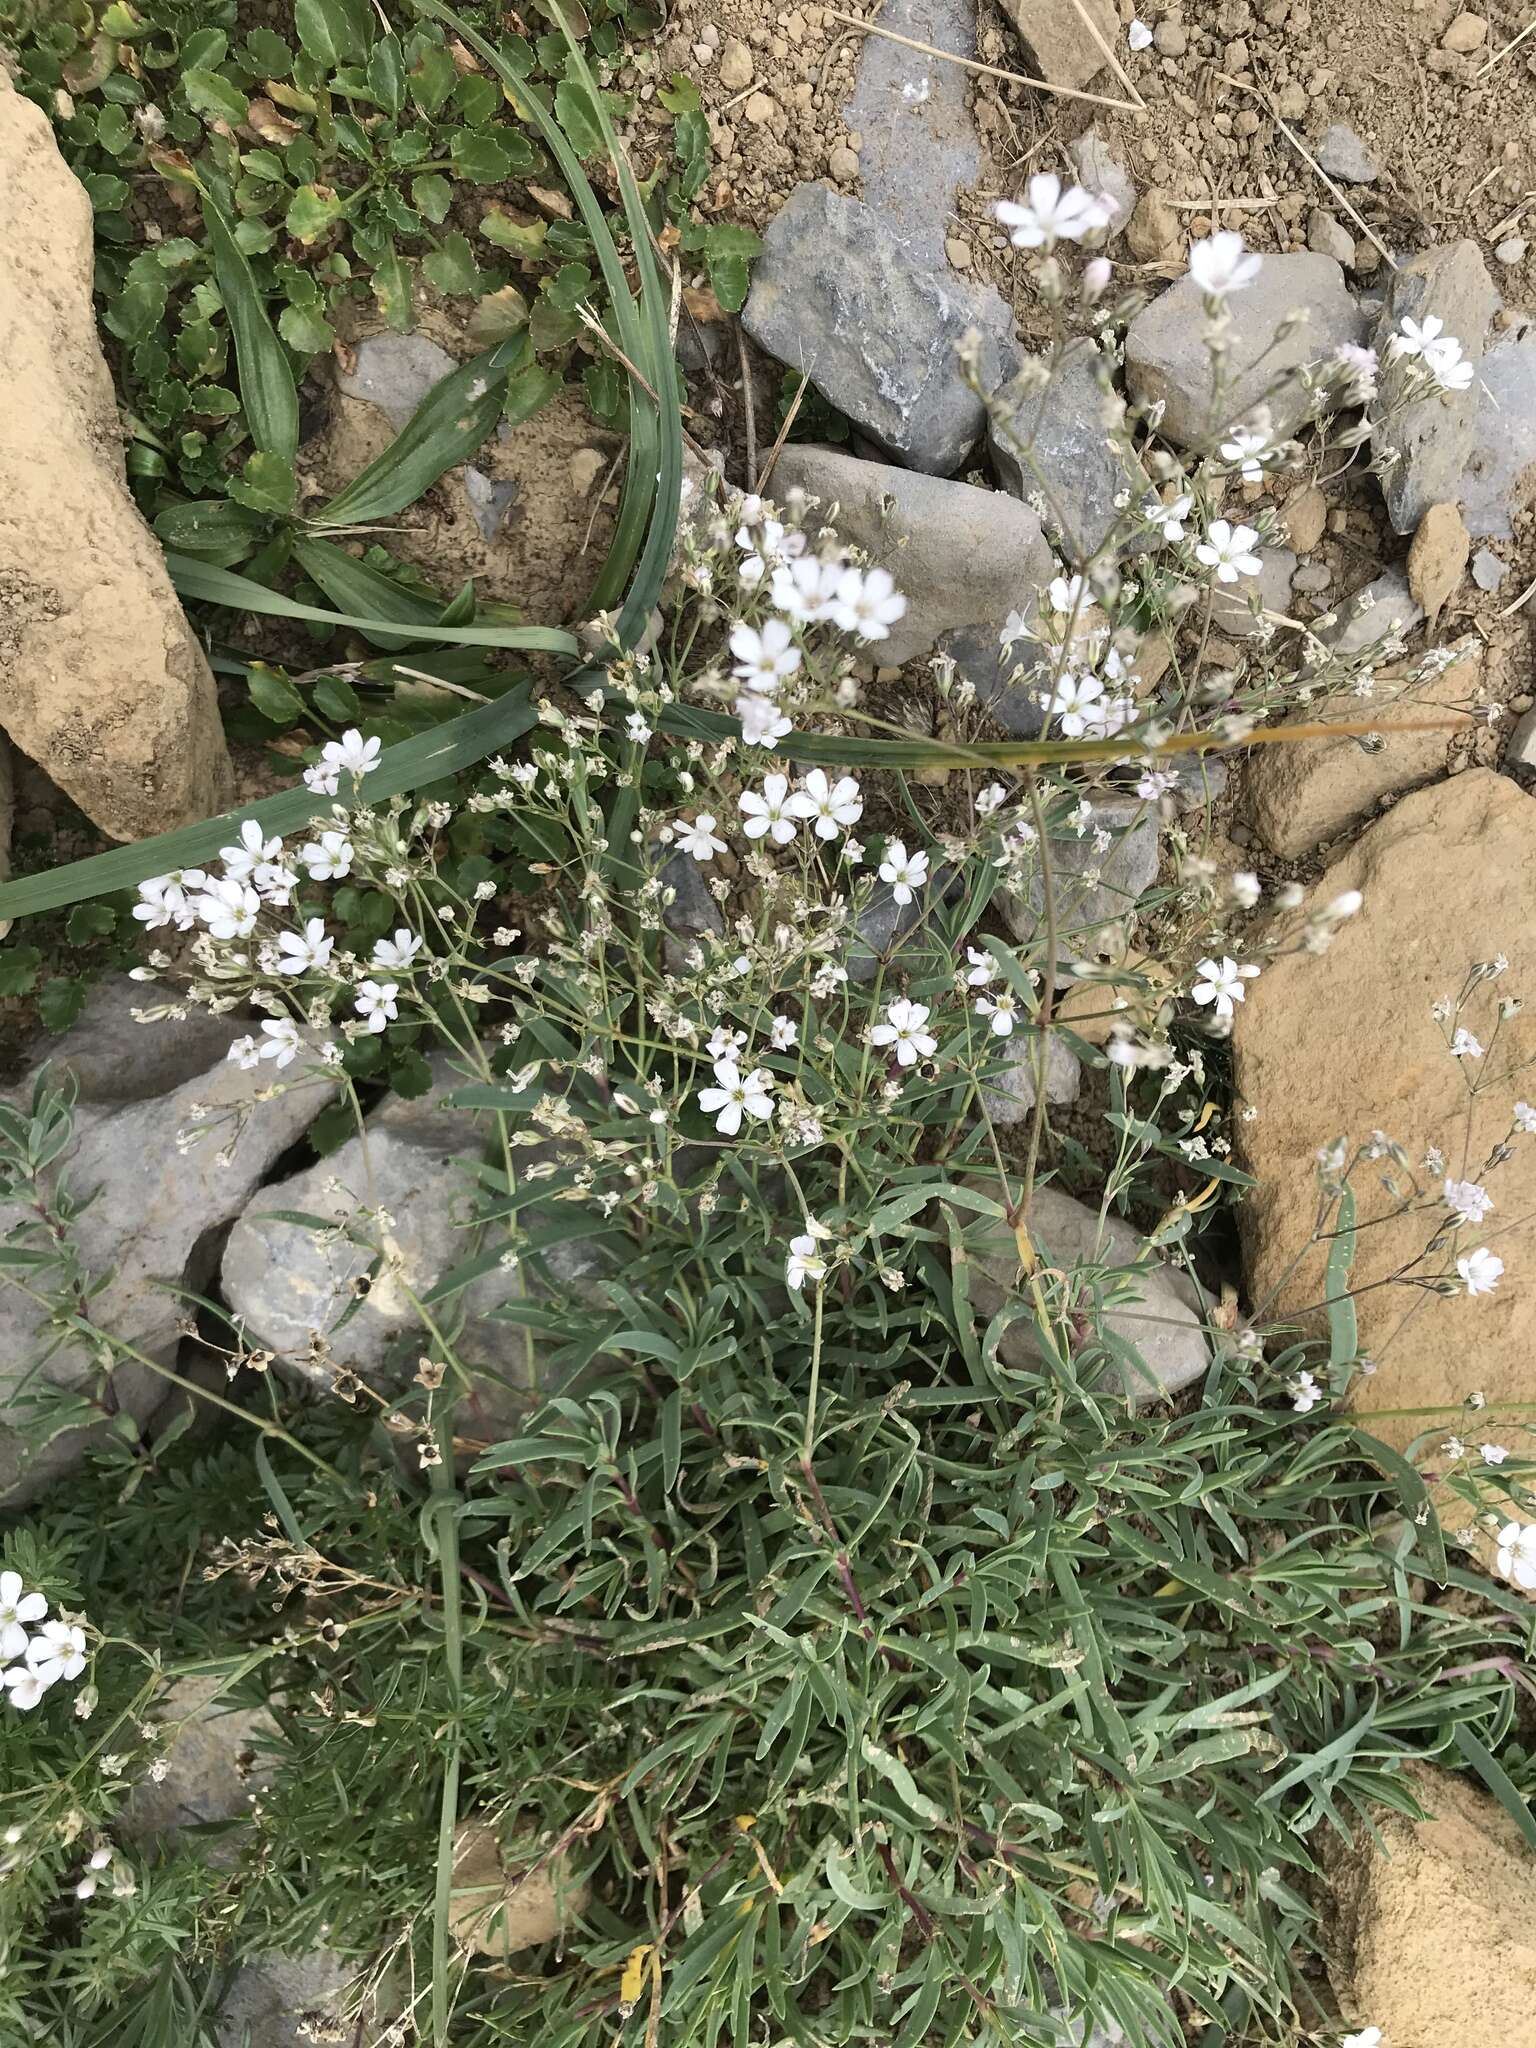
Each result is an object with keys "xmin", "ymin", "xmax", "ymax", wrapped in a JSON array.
[
  {"xmin": 201, "ymin": 195, "xmax": 298, "ymax": 462},
  {"xmin": 164, "ymin": 553, "xmax": 578, "ymax": 653},
  {"xmin": 317, "ymin": 344, "xmax": 517, "ymax": 527}
]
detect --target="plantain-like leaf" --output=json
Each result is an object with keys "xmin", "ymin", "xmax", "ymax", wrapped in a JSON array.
[
  {"xmin": 152, "ymin": 498, "xmax": 269, "ymax": 568},
  {"xmin": 316, "ymin": 343, "xmax": 519, "ymax": 527},
  {"xmin": 292, "ymin": 536, "xmax": 447, "ymax": 652},
  {"xmin": 201, "ymin": 194, "xmax": 298, "ymax": 462}
]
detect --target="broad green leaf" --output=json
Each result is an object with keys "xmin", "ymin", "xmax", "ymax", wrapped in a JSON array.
[
  {"xmin": 37, "ymin": 978, "xmax": 89, "ymax": 1033},
  {"xmin": 278, "ymin": 300, "xmax": 335, "ymax": 354},
  {"xmin": 317, "ymin": 347, "xmax": 512, "ymax": 526},
  {"xmin": 293, "ymin": 0, "xmax": 369, "ymax": 65},
  {"xmin": 153, "ymin": 499, "xmax": 268, "ymax": 567},
  {"xmin": 246, "ymin": 664, "xmax": 306, "ymax": 725},
  {"xmin": 480, "ymin": 209, "xmax": 547, "ymax": 261},
  {"xmin": 423, "ymin": 232, "xmax": 480, "ymax": 296},
  {"xmin": 408, "ymin": 42, "xmax": 458, "ymax": 115},
  {"xmin": 0, "ymin": 947, "xmax": 42, "ymax": 997},
  {"xmin": 367, "ymin": 34, "xmax": 405, "ymax": 114},
  {"xmin": 285, "ymin": 182, "xmax": 346, "ymax": 243},
  {"xmin": 201, "ymin": 194, "xmax": 298, "ymax": 461},
  {"xmin": 411, "ymin": 172, "xmax": 453, "ymax": 224},
  {"xmin": 656, "ymin": 73, "xmax": 702, "ymax": 115},
  {"xmin": 181, "ymin": 69, "xmax": 249, "ymax": 124},
  {"xmin": 449, "ymin": 129, "xmax": 521, "ymax": 183},
  {"xmin": 370, "ymin": 243, "xmax": 414, "ymax": 331},
  {"xmin": 554, "ymin": 78, "xmax": 601, "ymax": 156},
  {"xmin": 466, "ymin": 285, "xmax": 530, "ymax": 346},
  {"xmin": 228, "ymin": 450, "xmax": 296, "ymax": 517},
  {"xmin": 502, "ymin": 361, "xmax": 562, "ymax": 428}
]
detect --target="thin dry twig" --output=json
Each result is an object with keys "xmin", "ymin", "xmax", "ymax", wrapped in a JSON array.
[
  {"xmin": 1497, "ymin": 570, "xmax": 1536, "ymax": 618},
  {"xmin": 1060, "ymin": 0, "xmax": 1147, "ymax": 109},
  {"xmin": 754, "ymin": 371, "xmax": 809, "ymax": 494},
  {"xmin": 823, "ymin": 7, "xmax": 1143, "ymax": 114},
  {"xmin": 389, "ymin": 666, "xmax": 491, "ymax": 704},
  {"xmin": 1475, "ymin": 14, "xmax": 1536, "ymax": 76},
  {"xmin": 1167, "ymin": 196, "xmax": 1280, "ymax": 210},
  {"xmin": 1215, "ymin": 73, "xmax": 1398, "ymax": 270}
]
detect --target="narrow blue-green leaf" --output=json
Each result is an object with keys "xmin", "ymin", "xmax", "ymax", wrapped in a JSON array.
[
  {"xmin": 1325, "ymin": 1184, "xmax": 1358, "ymax": 1370},
  {"xmin": 1453, "ymin": 1724, "xmax": 1536, "ymax": 1852},
  {"xmin": 317, "ymin": 346, "xmax": 513, "ymax": 526},
  {"xmin": 201, "ymin": 195, "xmax": 298, "ymax": 460}
]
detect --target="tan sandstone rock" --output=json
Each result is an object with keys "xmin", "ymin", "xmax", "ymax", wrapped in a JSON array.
[
  {"xmin": 1326, "ymin": 1764, "xmax": 1536, "ymax": 2048},
  {"xmin": 0, "ymin": 75, "xmax": 230, "ymax": 840},
  {"xmin": 1243, "ymin": 657, "xmax": 1470, "ymax": 858},
  {"xmin": 1234, "ymin": 771, "xmax": 1536, "ymax": 1457}
]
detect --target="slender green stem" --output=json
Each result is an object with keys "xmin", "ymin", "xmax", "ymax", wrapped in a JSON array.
[{"xmin": 429, "ymin": 1412, "xmax": 466, "ymax": 2048}]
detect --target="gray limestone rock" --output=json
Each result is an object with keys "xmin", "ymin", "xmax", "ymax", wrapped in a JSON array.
[
  {"xmin": 1312, "ymin": 569, "xmax": 1423, "ymax": 660},
  {"xmin": 842, "ymin": 0, "xmax": 981, "ymax": 267},
  {"xmin": 1314, "ymin": 123, "xmax": 1380, "ymax": 183},
  {"xmin": 659, "ymin": 847, "xmax": 725, "ymax": 973},
  {"xmin": 987, "ymin": 346, "xmax": 1150, "ymax": 563},
  {"xmin": 1507, "ymin": 705, "xmax": 1536, "ymax": 771},
  {"xmin": 1307, "ymin": 207, "xmax": 1355, "ymax": 267},
  {"xmin": 1067, "ymin": 127, "xmax": 1137, "ymax": 233},
  {"xmin": 743, "ymin": 184, "xmax": 1015, "ymax": 475},
  {"xmin": 0, "ymin": 989, "xmax": 330, "ymax": 1501},
  {"xmin": 980, "ymin": 1034, "xmax": 1083, "ymax": 1126},
  {"xmin": 214, "ymin": 1950, "xmax": 366, "ymax": 2048},
  {"xmin": 1, "ymin": 974, "xmax": 238, "ymax": 1109},
  {"xmin": 771, "ymin": 444, "xmax": 1055, "ymax": 667},
  {"xmin": 1371, "ymin": 240, "xmax": 1499, "ymax": 533},
  {"xmin": 958, "ymin": 1181, "xmax": 1210, "ymax": 1401},
  {"xmin": 1457, "ymin": 329, "xmax": 1536, "ymax": 539},
  {"xmin": 999, "ymin": 0, "xmax": 1118, "ymax": 90},
  {"xmin": 996, "ymin": 799, "xmax": 1161, "ymax": 958},
  {"xmin": 1125, "ymin": 252, "xmax": 1365, "ymax": 446},
  {"xmin": 335, "ymin": 333, "xmax": 458, "ymax": 431},
  {"xmin": 220, "ymin": 1069, "xmax": 605, "ymax": 1430},
  {"xmin": 1472, "ymin": 546, "xmax": 1508, "ymax": 589},
  {"xmin": 1210, "ymin": 546, "xmax": 1298, "ymax": 639},
  {"xmin": 122, "ymin": 1674, "xmax": 277, "ymax": 1865}
]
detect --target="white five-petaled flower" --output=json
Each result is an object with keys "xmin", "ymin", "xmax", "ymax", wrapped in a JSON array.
[
  {"xmin": 770, "ymin": 554, "xmax": 844, "ymax": 625},
  {"xmin": 995, "ymin": 173, "xmax": 1111, "ymax": 250},
  {"xmin": 1495, "ymin": 1520, "xmax": 1536, "ymax": 1591},
  {"xmin": 1457, "ymin": 1247, "xmax": 1503, "ymax": 1296},
  {"xmin": 878, "ymin": 839, "xmax": 929, "ymax": 906},
  {"xmin": 769, "ymin": 1014, "xmax": 798, "ymax": 1050},
  {"xmin": 1043, "ymin": 671, "xmax": 1110, "ymax": 739},
  {"xmin": 975, "ymin": 989, "xmax": 1018, "ymax": 1037},
  {"xmin": 355, "ymin": 980, "xmax": 399, "ymax": 1034},
  {"xmin": 373, "ymin": 929, "xmax": 423, "ymax": 971},
  {"xmin": 697, "ymin": 1059, "xmax": 775, "ymax": 1137},
  {"xmin": 258, "ymin": 1018, "xmax": 303, "ymax": 1070},
  {"xmin": 976, "ymin": 782, "xmax": 1007, "ymax": 817},
  {"xmin": 1219, "ymin": 428, "xmax": 1269, "ymax": 482},
  {"xmin": 0, "ymin": 1573, "xmax": 46, "ymax": 1662},
  {"xmin": 736, "ymin": 694, "xmax": 793, "ymax": 748},
  {"xmin": 729, "ymin": 616, "xmax": 802, "ymax": 693},
  {"xmin": 830, "ymin": 565, "xmax": 907, "ymax": 641},
  {"xmin": 27, "ymin": 1619, "xmax": 86, "ymax": 1685},
  {"xmin": 1190, "ymin": 955, "xmax": 1260, "ymax": 1020},
  {"xmin": 227, "ymin": 1035, "xmax": 260, "ymax": 1072},
  {"xmin": 301, "ymin": 831, "xmax": 353, "ymax": 882},
  {"xmin": 1332, "ymin": 343, "xmax": 1380, "ymax": 399},
  {"xmin": 1481, "ymin": 1444, "xmax": 1510, "ymax": 1466},
  {"xmin": 676, "ymin": 814, "xmax": 728, "ymax": 863},
  {"xmin": 2, "ymin": 1666, "xmax": 48, "ymax": 1711},
  {"xmin": 625, "ymin": 712, "xmax": 652, "ymax": 744},
  {"xmin": 739, "ymin": 772, "xmax": 797, "ymax": 845},
  {"xmin": 220, "ymin": 819, "xmax": 283, "ymax": 884},
  {"xmin": 192, "ymin": 877, "xmax": 261, "ymax": 941},
  {"xmin": 1194, "ymin": 519, "xmax": 1263, "ymax": 583},
  {"xmin": 133, "ymin": 875, "xmax": 196, "ymax": 932},
  {"xmin": 706, "ymin": 1025, "xmax": 746, "ymax": 1061},
  {"xmin": 965, "ymin": 946, "xmax": 996, "ymax": 987},
  {"xmin": 1426, "ymin": 337, "xmax": 1474, "ymax": 392},
  {"xmin": 1388, "ymin": 314, "xmax": 1448, "ymax": 362},
  {"xmin": 1290, "ymin": 1371, "xmax": 1322, "ymax": 1414},
  {"xmin": 321, "ymin": 728, "xmax": 381, "ymax": 782},
  {"xmin": 1047, "ymin": 572, "xmax": 1088, "ymax": 615},
  {"xmin": 1449, "ymin": 1026, "xmax": 1484, "ymax": 1059},
  {"xmin": 1341, "ymin": 2029, "xmax": 1383, "ymax": 2048},
  {"xmin": 870, "ymin": 998, "xmax": 938, "ymax": 1068},
  {"xmin": 786, "ymin": 1232, "xmax": 829, "ymax": 1290},
  {"xmin": 277, "ymin": 918, "xmax": 335, "ymax": 977},
  {"xmin": 1143, "ymin": 492, "xmax": 1193, "ymax": 542},
  {"xmin": 1444, "ymin": 1176, "xmax": 1494, "ymax": 1225},
  {"xmin": 789, "ymin": 769, "xmax": 863, "ymax": 840},
  {"xmin": 1515, "ymin": 1101, "xmax": 1536, "ymax": 1133},
  {"xmin": 1187, "ymin": 230, "xmax": 1263, "ymax": 298}
]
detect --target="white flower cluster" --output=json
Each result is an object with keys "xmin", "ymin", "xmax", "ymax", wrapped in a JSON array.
[
  {"xmin": 727, "ymin": 500, "xmax": 907, "ymax": 748},
  {"xmin": 0, "ymin": 1571, "xmax": 88, "ymax": 1712},
  {"xmin": 995, "ymin": 173, "xmax": 1113, "ymax": 250}
]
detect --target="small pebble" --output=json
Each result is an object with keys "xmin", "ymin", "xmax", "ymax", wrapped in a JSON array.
[
  {"xmin": 1291, "ymin": 561, "xmax": 1332, "ymax": 594},
  {"xmin": 945, "ymin": 235, "xmax": 973, "ymax": 269},
  {"xmin": 1153, "ymin": 17, "xmax": 1187, "ymax": 53},
  {"xmin": 1495, "ymin": 236, "xmax": 1528, "ymax": 265},
  {"xmin": 1306, "ymin": 206, "xmax": 1354, "ymax": 265},
  {"xmin": 742, "ymin": 91, "xmax": 776, "ymax": 125},
  {"xmin": 1440, "ymin": 9, "xmax": 1488, "ymax": 49},
  {"xmin": 718, "ymin": 38, "xmax": 755, "ymax": 90},
  {"xmin": 1471, "ymin": 548, "xmax": 1508, "ymax": 591},
  {"xmin": 827, "ymin": 143, "xmax": 860, "ymax": 182}
]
